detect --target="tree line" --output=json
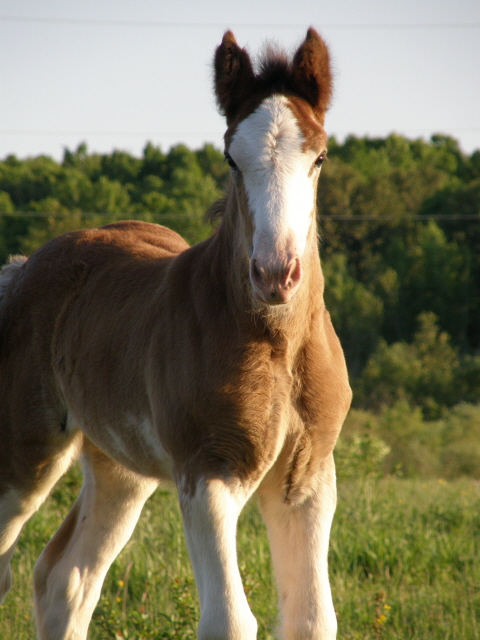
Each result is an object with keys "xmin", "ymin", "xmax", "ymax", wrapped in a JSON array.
[{"xmin": 1, "ymin": 134, "xmax": 479, "ymax": 477}]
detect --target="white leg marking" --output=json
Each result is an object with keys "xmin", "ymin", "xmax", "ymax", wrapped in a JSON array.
[
  {"xmin": 179, "ymin": 478, "xmax": 257, "ymax": 640},
  {"xmin": 0, "ymin": 490, "xmax": 26, "ymax": 603},
  {"xmin": 0, "ymin": 434, "xmax": 82, "ymax": 604},
  {"xmin": 258, "ymin": 454, "xmax": 338, "ymax": 640},
  {"xmin": 34, "ymin": 449, "xmax": 158, "ymax": 640}
]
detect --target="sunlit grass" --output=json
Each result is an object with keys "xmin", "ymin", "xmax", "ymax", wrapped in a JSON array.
[
  {"xmin": 331, "ymin": 477, "xmax": 480, "ymax": 639},
  {"xmin": 1, "ymin": 468, "xmax": 479, "ymax": 639}
]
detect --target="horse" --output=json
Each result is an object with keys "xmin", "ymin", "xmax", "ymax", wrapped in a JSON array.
[{"xmin": 0, "ymin": 28, "xmax": 351, "ymax": 640}]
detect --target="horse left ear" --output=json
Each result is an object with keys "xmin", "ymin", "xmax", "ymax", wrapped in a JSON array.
[
  {"xmin": 291, "ymin": 28, "xmax": 333, "ymax": 116},
  {"xmin": 214, "ymin": 31, "xmax": 256, "ymax": 124}
]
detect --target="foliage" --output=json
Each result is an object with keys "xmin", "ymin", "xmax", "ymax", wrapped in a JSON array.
[
  {"xmin": 319, "ymin": 134, "xmax": 479, "ymax": 352},
  {"xmin": 0, "ymin": 142, "xmax": 229, "ymax": 257},
  {"xmin": 356, "ymin": 312, "xmax": 460, "ymax": 414},
  {"xmin": 334, "ymin": 430, "xmax": 390, "ymax": 480},
  {"xmin": 440, "ymin": 403, "xmax": 480, "ymax": 477},
  {"xmin": 323, "ymin": 254, "xmax": 383, "ymax": 376},
  {"xmin": 337, "ymin": 399, "xmax": 480, "ymax": 480}
]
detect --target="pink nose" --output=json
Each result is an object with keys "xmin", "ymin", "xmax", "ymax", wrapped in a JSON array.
[{"xmin": 250, "ymin": 255, "xmax": 302, "ymax": 305}]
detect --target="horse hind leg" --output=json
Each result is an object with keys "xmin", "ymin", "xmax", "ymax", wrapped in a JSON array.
[
  {"xmin": 0, "ymin": 490, "xmax": 26, "ymax": 603},
  {"xmin": 0, "ymin": 431, "xmax": 82, "ymax": 605},
  {"xmin": 34, "ymin": 439, "xmax": 158, "ymax": 640}
]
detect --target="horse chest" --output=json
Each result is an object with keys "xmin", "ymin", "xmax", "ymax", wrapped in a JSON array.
[{"xmin": 152, "ymin": 344, "xmax": 295, "ymax": 481}]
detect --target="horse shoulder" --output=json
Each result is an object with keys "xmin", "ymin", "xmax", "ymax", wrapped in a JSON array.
[{"xmin": 291, "ymin": 308, "xmax": 352, "ymax": 447}]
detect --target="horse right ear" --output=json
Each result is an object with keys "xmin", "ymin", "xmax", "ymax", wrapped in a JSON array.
[
  {"xmin": 291, "ymin": 28, "xmax": 333, "ymax": 117},
  {"xmin": 214, "ymin": 31, "xmax": 256, "ymax": 124}
]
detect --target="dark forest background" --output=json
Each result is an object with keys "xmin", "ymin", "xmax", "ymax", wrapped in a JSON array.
[{"xmin": 1, "ymin": 133, "xmax": 479, "ymax": 478}]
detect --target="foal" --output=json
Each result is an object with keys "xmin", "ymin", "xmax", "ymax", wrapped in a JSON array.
[{"xmin": 0, "ymin": 29, "xmax": 351, "ymax": 640}]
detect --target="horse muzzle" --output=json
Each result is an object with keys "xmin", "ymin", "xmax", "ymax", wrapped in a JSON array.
[{"xmin": 250, "ymin": 254, "xmax": 303, "ymax": 305}]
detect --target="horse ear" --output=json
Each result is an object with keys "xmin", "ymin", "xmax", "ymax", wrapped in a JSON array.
[
  {"xmin": 291, "ymin": 28, "xmax": 333, "ymax": 116},
  {"xmin": 214, "ymin": 31, "xmax": 256, "ymax": 124}
]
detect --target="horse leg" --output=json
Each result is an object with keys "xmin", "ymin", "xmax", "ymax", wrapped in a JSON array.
[
  {"xmin": 257, "ymin": 452, "xmax": 338, "ymax": 640},
  {"xmin": 0, "ymin": 433, "xmax": 82, "ymax": 604},
  {"xmin": 178, "ymin": 477, "xmax": 258, "ymax": 640},
  {"xmin": 34, "ymin": 440, "xmax": 158, "ymax": 640}
]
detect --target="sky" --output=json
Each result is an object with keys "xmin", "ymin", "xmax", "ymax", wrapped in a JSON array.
[{"xmin": 1, "ymin": 0, "xmax": 479, "ymax": 161}]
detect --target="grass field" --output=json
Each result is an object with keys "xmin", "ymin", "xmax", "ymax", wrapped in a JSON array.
[{"xmin": 1, "ymin": 467, "xmax": 479, "ymax": 639}]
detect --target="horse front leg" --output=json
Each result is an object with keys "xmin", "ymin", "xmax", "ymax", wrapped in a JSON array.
[
  {"xmin": 258, "ymin": 452, "xmax": 338, "ymax": 640},
  {"xmin": 178, "ymin": 476, "xmax": 257, "ymax": 640}
]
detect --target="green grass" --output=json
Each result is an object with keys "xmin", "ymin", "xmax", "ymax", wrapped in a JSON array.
[
  {"xmin": 1, "ymin": 469, "xmax": 479, "ymax": 639},
  {"xmin": 331, "ymin": 478, "xmax": 480, "ymax": 639}
]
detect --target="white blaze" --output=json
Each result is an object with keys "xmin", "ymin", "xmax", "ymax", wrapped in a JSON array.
[{"xmin": 229, "ymin": 95, "xmax": 317, "ymax": 258}]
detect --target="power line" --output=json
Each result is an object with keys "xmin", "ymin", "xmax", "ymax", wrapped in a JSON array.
[
  {"xmin": 0, "ymin": 212, "xmax": 196, "ymax": 219},
  {"xmin": 320, "ymin": 215, "xmax": 480, "ymax": 222},
  {"xmin": 1, "ymin": 16, "xmax": 480, "ymax": 30},
  {"xmin": 0, "ymin": 130, "xmax": 223, "ymax": 137},
  {"xmin": 2, "ymin": 129, "xmax": 480, "ymax": 137},
  {"xmin": 1, "ymin": 212, "xmax": 477, "ymax": 221}
]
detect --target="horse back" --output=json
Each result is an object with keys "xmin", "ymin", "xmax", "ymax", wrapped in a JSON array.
[{"xmin": 0, "ymin": 222, "xmax": 190, "ymax": 479}]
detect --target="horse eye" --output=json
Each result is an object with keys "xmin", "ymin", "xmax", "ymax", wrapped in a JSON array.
[
  {"xmin": 224, "ymin": 152, "xmax": 238, "ymax": 170},
  {"xmin": 314, "ymin": 155, "xmax": 325, "ymax": 168}
]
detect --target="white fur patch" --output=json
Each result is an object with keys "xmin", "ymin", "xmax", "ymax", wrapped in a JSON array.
[
  {"xmin": 180, "ymin": 478, "xmax": 257, "ymax": 640},
  {"xmin": 82, "ymin": 414, "xmax": 173, "ymax": 479},
  {"xmin": 229, "ymin": 96, "xmax": 318, "ymax": 258}
]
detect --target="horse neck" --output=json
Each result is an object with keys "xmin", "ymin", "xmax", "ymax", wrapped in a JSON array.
[{"xmin": 208, "ymin": 187, "xmax": 325, "ymax": 347}]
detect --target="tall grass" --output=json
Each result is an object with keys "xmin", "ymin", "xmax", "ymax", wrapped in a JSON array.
[
  {"xmin": 331, "ymin": 478, "xmax": 480, "ymax": 639},
  {"xmin": 1, "ymin": 467, "xmax": 478, "ymax": 639}
]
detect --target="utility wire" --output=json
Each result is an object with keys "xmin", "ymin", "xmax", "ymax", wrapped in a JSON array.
[
  {"xmin": 1, "ymin": 16, "xmax": 480, "ymax": 29},
  {"xmin": 1, "ymin": 212, "xmax": 477, "ymax": 221},
  {"xmin": 2, "ymin": 129, "xmax": 480, "ymax": 137},
  {"xmin": 0, "ymin": 130, "xmax": 223, "ymax": 137}
]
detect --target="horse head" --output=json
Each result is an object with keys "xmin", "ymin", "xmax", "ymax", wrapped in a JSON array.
[{"xmin": 214, "ymin": 29, "xmax": 332, "ymax": 306}]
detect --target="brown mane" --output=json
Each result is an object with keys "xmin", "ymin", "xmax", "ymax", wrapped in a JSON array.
[{"xmin": 204, "ymin": 195, "xmax": 227, "ymax": 225}]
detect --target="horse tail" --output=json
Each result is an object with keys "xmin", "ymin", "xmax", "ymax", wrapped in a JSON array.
[{"xmin": 0, "ymin": 255, "xmax": 27, "ymax": 304}]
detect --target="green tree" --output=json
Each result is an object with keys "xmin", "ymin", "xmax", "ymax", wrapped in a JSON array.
[
  {"xmin": 195, "ymin": 143, "xmax": 230, "ymax": 190},
  {"xmin": 323, "ymin": 253, "xmax": 383, "ymax": 375},
  {"xmin": 383, "ymin": 221, "xmax": 470, "ymax": 344},
  {"xmin": 357, "ymin": 312, "xmax": 460, "ymax": 417}
]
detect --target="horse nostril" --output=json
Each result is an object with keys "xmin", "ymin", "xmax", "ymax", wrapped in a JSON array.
[
  {"xmin": 251, "ymin": 259, "xmax": 263, "ymax": 285},
  {"xmin": 286, "ymin": 257, "xmax": 302, "ymax": 288}
]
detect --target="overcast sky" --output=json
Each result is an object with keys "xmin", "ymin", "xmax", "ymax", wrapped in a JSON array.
[{"xmin": 1, "ymin": 0, "xmax": 479, "ymax": 161}]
